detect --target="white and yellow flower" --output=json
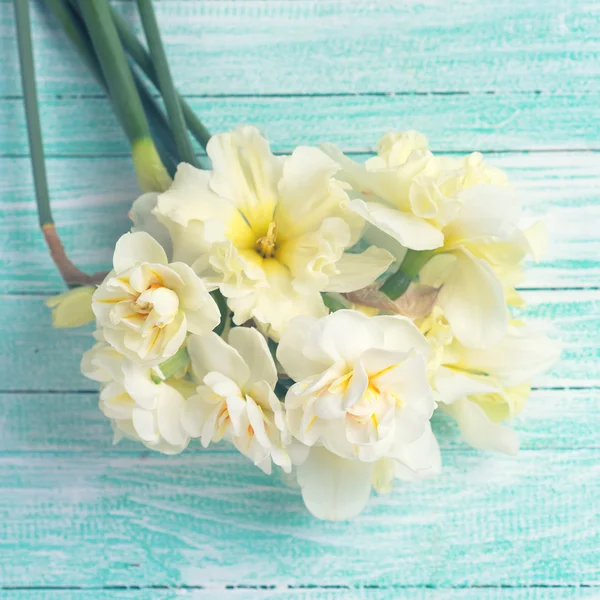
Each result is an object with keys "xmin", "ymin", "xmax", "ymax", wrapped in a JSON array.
[
  {"xmin": 420, "ymin": 308, "xmax": 561, "ymax": 454},
  {"xmin": 81, "ymin": 341, "xmax": 193, "ymax": 454},
  {"xmin": 277, "ymin": 310, "xmax": 439, "ymax": 520},
  {"xmin": 184, "ymin": 327, "xmax": 295, "ymax": 474},
  {"xmin": 325, "ymin": 131, "xmax": 543, "ymax": 348},
  {"xmin": 154, "ymin": 126, "xmax": 395, "ymax": 340},
  {"xmin": 92, "ymin": 231, "xmax": 220, "ymax": 365}
]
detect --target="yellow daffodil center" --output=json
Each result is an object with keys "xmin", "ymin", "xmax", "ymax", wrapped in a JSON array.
[{"xmin": 255, "ymin": 221, "xmax": 278, "ymax": 259}]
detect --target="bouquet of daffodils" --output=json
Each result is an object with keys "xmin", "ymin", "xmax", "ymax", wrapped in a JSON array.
[{"xmin": 16, "ymin": 0, "xmax": 559, "ymax": 520}]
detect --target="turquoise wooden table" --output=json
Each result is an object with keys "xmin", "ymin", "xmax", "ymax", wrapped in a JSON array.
[{"xmin": 1, "ymin": 1, "xmax": 599, "ymax": 598}]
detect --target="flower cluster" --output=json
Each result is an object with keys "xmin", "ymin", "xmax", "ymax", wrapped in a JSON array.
[{"xmin": 73, "ymin": 126, "xmax": 559, "ymax": 520}]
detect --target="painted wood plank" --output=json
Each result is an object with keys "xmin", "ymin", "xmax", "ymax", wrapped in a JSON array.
[
  {"xmin": 1, "ymin": 450, "xmax": 599, "ymax": 587},
  {"xmin": 2, "ymin": 94, "xmax": 600, "ymax": 157},
  {"xmin": 1, "ymin": 389, "xmax": 597, "ymax": 453},
  {"xmin": 0, "ymin": 289, "xmax": 589, "ymax": 392},
  {"xmin": 2, "ymin": 153, "xmax": 599, "ymax": 293},
  {"xmin": 4, "ymin": 589, "xmax": 599, "ymax": 600},
  {"xmin": 1, "ymin": 1, "xmax": 600, "ymax": 96}
]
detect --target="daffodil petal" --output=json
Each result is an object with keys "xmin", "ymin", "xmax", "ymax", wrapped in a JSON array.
[
  {"xmin": 296, "ymin": 446, "xmax": 374, "ymax": 521},
  {"xmin": 350, "ymin": 199, "xmax": 444, "ymax": 251}
]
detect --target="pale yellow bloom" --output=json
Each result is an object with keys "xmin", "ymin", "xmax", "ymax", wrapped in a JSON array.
[
  {"xmin": 154, "ymin": 126, "xmax": 395, "ymax": 340},
  {"xmin": 45, "ymin": 286, "xmax": 95, "ymax": 328},
  {"xmin": 93, "ymin": 232, "xmax": 220, "ymax": 365},
  {"xmin": 185, "ymin": 327, "xmax": 294, "ymax": 474},
  {"xmin": 81, "ymin": 340, "xmax": 194, "ymax": 454},
  {"xmin": 419, "ymin": 308, "xmax": 560, "ymax": 454},
  {"xmin": 278, "ymin": 309, "xmax": 440, "ymax": 520},
  {"xmin": 325, "ymin": 131, "xmax": 543, "ymax": 349}
]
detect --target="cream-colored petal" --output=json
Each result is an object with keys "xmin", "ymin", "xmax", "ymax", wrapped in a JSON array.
[
  {"xmin": 457, "ymin": 325, "xmax": 561, "ymax": 388},
  {"xmin": 122, "ymin": 360, "xmax": 161, "ymax": 409},
  {"xmin": 279, "ymin": 217, "xmax": 350, "ymax": 294},
  {"xmin": 155, "ymin": 163, "xmax": 233, "ymax": 226},
  {"xmin": 393, "ymin": 423, "xmax": 442, "ymax": 480},
  {"xmin": 522, "ymin": 220, "xmax": 548, "ymax": 262},
  {"xmin": 307, "ymin": 309, "xmax": 384, "ymax": 365},
  {"xmin": 168, "ymin": 262, "xmax": 221, "ymax": 334},
  {"xmin": 324, "ymin": 246, "xmax": 395, "ymax": 293},
  {"xmin": 228, "ymin": 327, "xmax": 277, "ymax": 388},
  {"xmin": 296, "ymin": 446, "xmax": 374, "ymax": 521},
  {"xmin": 421, "ymin": 249, "xmax": 508, "ymax": 349},
  {"xmin": 113, "ymin": 232, "xmax": 168, "ymax": 273},
  {"xmin": 187, "ymin": 332, "xmax": 250, "ymax": 387},
  {"xmin": 208, "ymin": 125, "xmax": 282, "ymax": 231},
  {"xmin": 373, "ymin": 315, "xmax": 431, "ymax": 359},
  {"xmin": 443, "ymin": 185, "xmax": 521, "ymax": 248},
  {"xmin": 130, "ymin": 192, "xmax": 173, "ymax": 258},
  {"xmin": 156, "ymin": 385, "xmax": 188, "ymax": 447},
  {"xmin": 46, "ymin": 286, "xmax": 96, "ymax": 328},
  {"xmin": 349, "ymin": 199, "xmax": 444, "ymax": 251},
  {"xmin": 444, "ymin": 397, "xmax": 519, "ymax": 455},
  {"xmin": 80, "ymin": 342, "xmax": 123, "ymax": 383},
  {"xmin": 376, "ymin": 130, "xmax": 429, "ymax": 167},
  {"xmin": 277, "ymin": 145, "xmax": 348, "ymax": 238},
  {"xmin": 131, "ymin": 407, "xmax": 159, "ymax": 443},
  {"xmin": 276, "ymin": 315, "xmax": 330, "ymax": 382},
  {"xmin": 434, "ymin": 366, "xmax": 499, "ymax": 405}
]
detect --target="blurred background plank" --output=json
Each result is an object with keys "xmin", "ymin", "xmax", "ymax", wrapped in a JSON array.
[
  {"xmin": 1, "ymin": 451, "xmax": 599, "ymax": 588},
  {"xmin": 1, "ymin": 1, "xmax": 600, "ymax": 96}
]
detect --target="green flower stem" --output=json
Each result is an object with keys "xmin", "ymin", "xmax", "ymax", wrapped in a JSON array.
[
  {"xmin": 14, "ymin": 0, "xmax": 104, "ymax": 286},
  {"xmin": 109, "ymin": 6, "xmax": 211, "ymax": 150},
  {"xmin": 211, "ymin": 290, "xmax": 229, "ymax": 336},
  {"xmin": 136, "ymin": 0, "xmax": 197, "ymax": 167},
  {"xmin": 47, "ymin": 0, "xmax": 179, "ymax": 174},
  {"xmin": 45, "ymin": 0, "xmax": 105, "ymax": 87},
  {"xmin": 380, "ymin": 249, "xmax": 435, "ymax": 300},
  {"xmin": 76, "ymin": 0, "xmax": 170, "ymax": 192},
  {"xmin": 14, "ymin": 0, "xmax": 52, "ymax": 227},
  {"xmin": 134, "ymin": 75, "xmax": 179, "ymax": 176},
  {"xmin": 155, "ymin": 347, "xmax": 190, "ymax": 381},
  {"xmin": 323, "ymin": 294, "xmax": 348, "ymax": 312}
]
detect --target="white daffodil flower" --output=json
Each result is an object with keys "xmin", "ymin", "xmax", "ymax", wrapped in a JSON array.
[
  {"xmin": 81, "ymin": 341, "xmax": 193, "ymax": 454},
  {"xmin": 324, "ymin": 131, "xmax": 543, "ymax": 349},
  {"xmin": 184, "ymin": 327, "xmax": 295, "ymax": 474},
  {"xmin": 92, "ymin": 232, "xmax": 220, "ymax": 365},
  {"xmin": 277, "ymin": 310, "xmax": 439, "ymax": 520},
  {"xmin": 153, "ymin": 126, "xmax": 395, "ymax": 340},
  {"xmin": 420, "ymin": 308, "xmax": 561, "ymax": 455}
]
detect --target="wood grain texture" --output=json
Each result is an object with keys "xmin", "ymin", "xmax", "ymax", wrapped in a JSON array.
[
  {"xmin": 6, "ymin": 590, "xmax": 599, "ymax": 600},
  {"xmin": 1, "ymin": 0, "xmax": 598, "ymax": 595},
  {"xmin": 2, "ymin": 95, "xmax": 600, "ymax": 155},
  {"xmin": 1, "ymin": 1, "xmax": 600, "ymax": 96},
  {"xmin": 1, "ymin": 451, "xmax": 599, "ymax": 588},
  {"xmin": 4, "ymin": 590, "xmax": 600, "ymax": 600},
  {"xmin": 2, "ymin": 153, "xmax": 599, "ymax": 293},
  {"xmin": 2, "ymin": 389, "xmax": 598, "ymax": 453}
]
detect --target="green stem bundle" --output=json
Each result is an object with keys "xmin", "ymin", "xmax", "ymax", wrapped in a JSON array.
[
  {"xmin": 137, "ymin": 0, "xmax": 197, "ymax": 166},
  {"xmin": 110, "ymin": 6, "xmax": 211, "ymax": 149},
  {"xmin": 47, "ymin": 0, "xmax": 179, "ymax": 175},
  {"xmin": 76, "ymin": 0, "xmax": 170, "ymax": 192},
  {"xmin": 380, "ymin": 250, "xmax": 435, "ymax": 300}
]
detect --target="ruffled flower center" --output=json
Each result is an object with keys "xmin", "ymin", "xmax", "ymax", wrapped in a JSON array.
[
  {"xmin": 254, "ymin": 221, "xmax": 278, "ymax": 259},
  {"xmin": 111, "ymin": 269, "xmax": 180, "ymax": 332}
]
